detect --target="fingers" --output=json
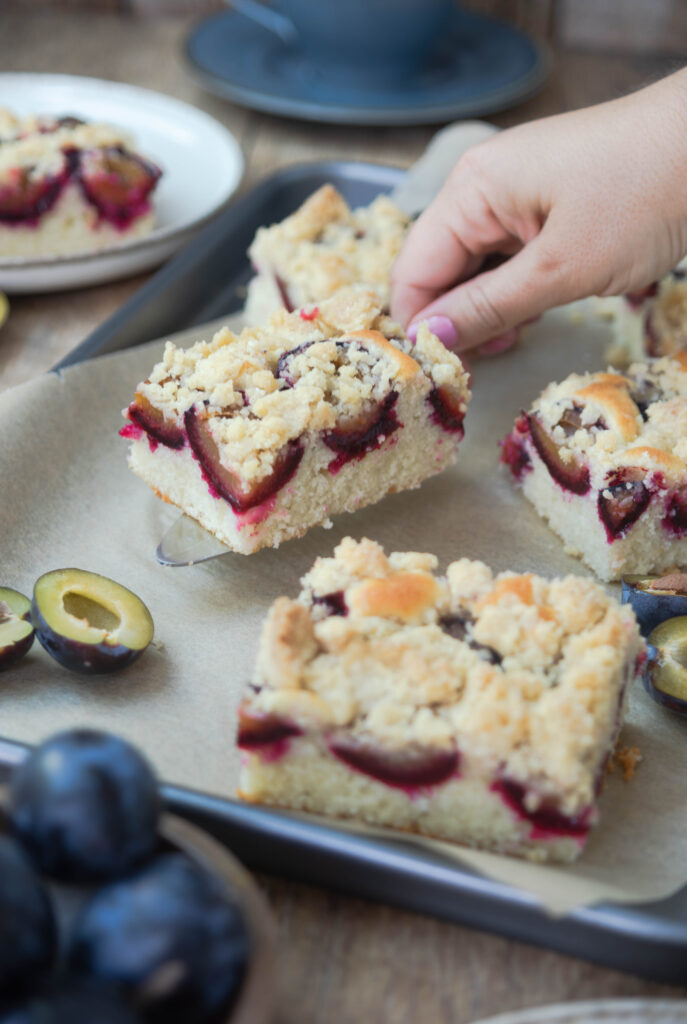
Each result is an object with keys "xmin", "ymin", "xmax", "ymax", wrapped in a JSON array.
[
  {"xmin": 405, "ymin": 234, "xmax": 572, "ymax": 352},
  {"xmin": 391, "ymin": 203, "xmax": 482, "ymax": 329}
]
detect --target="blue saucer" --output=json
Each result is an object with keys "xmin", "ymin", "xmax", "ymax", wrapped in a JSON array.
[{"xmin": 185, "ymin": 9, "xmax": 549, "ymax": 126}]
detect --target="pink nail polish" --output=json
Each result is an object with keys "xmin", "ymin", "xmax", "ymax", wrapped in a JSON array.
[{"xmin": 408, "ymin": 315, "xmax": 458, "ymax": 350}]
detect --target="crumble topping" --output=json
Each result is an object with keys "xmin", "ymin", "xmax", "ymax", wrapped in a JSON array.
[
  {"xmin": 248, "ymin": 184, "xmax": 410, "ymax": 307},
  {"xmin": 130, "ymin": 288, "xmax": 469, "ymax": 483},
  {"xmin": 532, "ymin": 357, "xmax": 687, "ymax": 479},
  {"xmin": 248, "ymin": 537, "xmax": 642, "ymax": 812},
  {"xmin": 0, "ymin": 110, "xmax": 136, "ymax": 181}
]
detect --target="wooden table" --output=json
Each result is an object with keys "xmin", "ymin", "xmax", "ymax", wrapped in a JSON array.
[{"xmin": 1, "ymin": 11, "xmax": 685, "ymax": 1021}]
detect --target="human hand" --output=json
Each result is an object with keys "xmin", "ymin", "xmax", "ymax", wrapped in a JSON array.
[{"xmin": 390, "ymin": 70, "xmax": 687, "ymax": 354}]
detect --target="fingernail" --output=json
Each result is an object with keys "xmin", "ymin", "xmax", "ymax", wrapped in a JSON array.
[
  {"xmin": 408, "ymin": 315, "xmax": 458, "ymax": 350},
  {"xmin": 477, "ymin": 329, "xmax": 519, "ymax": 357}
]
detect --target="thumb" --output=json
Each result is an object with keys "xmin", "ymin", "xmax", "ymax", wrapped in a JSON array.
[{"xmin": 408, "ymin": 236, "xmax": 571, "ymax": 352}]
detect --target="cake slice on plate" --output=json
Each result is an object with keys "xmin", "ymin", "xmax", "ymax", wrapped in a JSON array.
[
  {"xmin": 501, "ymin": 354, "xmax": 687, "ymax": 581},
  {"xmin": 244, "ymin": 184, "xmax": 409, "ymax": 324},
  {"xmin": 0, "ymin": 109, "xmax": 161, "ymax": 259},
  {"xmin": 122, "ymin": 288, "xmax": 470, "ymax": 555},
  {"xmin": 237, "ymin": 537, "xmax": 643, "ymax": 863}
]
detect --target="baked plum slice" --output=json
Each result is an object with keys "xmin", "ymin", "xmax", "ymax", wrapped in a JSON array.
[
  {"xmin": 0, "ymin": 165, "xmax": 66, "ymax": 222},
  {"xmin": 0, "ymin": 587, "xmax": 35, "ymax": 670},
  {"xmin": 78, "ymin": 145, "xmax": 161, "ymax": 226},
  {"xmin": 32, "ymin": 569, "xmax": 154, "ymax": 674},
  {"xmin": 236, "ymin": 705, "xmax": 301, "ymax": 748},
  {"xmin": 624, "ymin": 282, "xmax": 658, "ymax": 309},
  {"xmin": 622, "ymin": 572, "xmax": 687, "ymax": 637},
  {"xmin": 126, "ymin": 392, "xmax": 185, "ymax": 449},
  {"xmin": 643, "ymin": 616, "xmax": 687, "ymax": 718},
  {"xmin": 527, "ymin": 412, "xmax": 590, "ymax": 494},
  {"xmin": 427, "ymin": 385, "xmax": 466, "ymax": 435},
  {"xmin": 663, "ymin": 485, "xmax": 687, "ymax": 536},
  {"xmin": 329, "ymin": 735, "xmax": 459, "ymax": 789},
  {"xmin": 324, "ymin": 391, "xmax": 399, "ymax": 459},
  {"xmin": 492, "ymin": 778, "xmax": 592, "ymax": 838},
  {"xmin": 598, "ymin": 467, "xmax": 651, "ymax": 540},
  {"xmin": 185, "ymin": 406, "xmax": 303, "ymax": 512}
]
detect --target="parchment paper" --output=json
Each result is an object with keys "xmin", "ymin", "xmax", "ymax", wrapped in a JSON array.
[{"xmin": 1, "ymin": 303, "xmax": 686, "ymax": 917}]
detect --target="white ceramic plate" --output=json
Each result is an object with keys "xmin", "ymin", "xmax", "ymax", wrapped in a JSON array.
[
  {"xmin": 0, "ymin": 73, "xmax": 244, "ymax": 293},
  {"xmin": 471, "ymin": 1000, "xmax": 687, "ymax": 1024}
]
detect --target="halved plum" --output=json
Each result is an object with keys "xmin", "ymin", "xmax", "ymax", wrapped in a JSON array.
[
  {"xmin": 0, "ymin": 587, "xmax": 35, "ymax": 670},
  {"xmin": 329, "ymin": 735, "xmax": 459, "ymax": 789},
  {"xmin": 185, "ymin": 406, "xmax": 303, "ymax": 512},
  {"xmin": 663, "ymin": 486, "xmax": 687, "ymax": 537},
  {"xmin": 77, "ymin": 146, "xmax": 161, "ymax": 227},
  {"xmin": 32, "ymin": 569, "xmax": 154, "ymax": 675},
  {"xmin": 598, "ymin": 468, "xmax": 651, "ymax": 540},
  {"xmin": 236, "ymin": 704, "xmax": 301, "ymax": 748},
  {"xmin": 0, "ymin": 165, "xmax": 66, "ymax": 222},
  {"xmin": 126, "ymin": 393, "xmax": 185, "ymax": 449},
  {"xmin": 427, "ymin": 385, "xmax": 466, "ymax": 435},
  {"xmin": 643, "ymin": 616, "xmax": 687, "ymax": 718},
  {"xmin": 527, "ymin": 412, "xmax": 590, "ymax": 494},
  {"xmin": 622, "ymin": 572, "xmax": 687, "ymax": 636},
  {"xmin": 491, "ymin": 778, "xmax": 592, "ymax": 839}
]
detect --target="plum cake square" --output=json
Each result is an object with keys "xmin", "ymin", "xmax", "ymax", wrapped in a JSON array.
[
  {"xmin": 122, "ymin": 288, "xmax": 470, "ymax": 555},
  {"xmin": 0, "ymin": 108, "xmax": 161, "ymax": 259},
  {"xmin": 237, "ymin": 537, "xmax": 643, "ymax": 863},
  {"xmin": 608, "ymin": 266, "xmax": 687, "ymax": 367},
  {"xmin": 244, "ymin": 184, "xmax": 409, "ymax": 324},
  {"xmin": 501, "ymin": 354, "xmax": 687, "ymax": 581}
]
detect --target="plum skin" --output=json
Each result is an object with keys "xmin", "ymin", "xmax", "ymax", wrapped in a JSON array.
[
  {"xmin": 0, "ymin": 982, "xmax": 142, "ymax": 1024},
  {"xmin": 0, "ymin": 587, "xmax": 35, "ymax": 671},
  {"xmin": 643, "ymin": 616, "xmax": 687, "ymax": 718},
  {"xmin": 0, "ymin": 835, "xmax": 57, "ymax": 991},
  {"xmin": 68, "ymin": 852, "xmax": 251, "ymax": 1024},
  {"xmin": 622, "ymin": 574, "xmax": 687, "ymax": 637},
  {"xmin": 9, "ymin": 728, "xmax": 161, "ymax": 882},
  {"xmin": 31, "ymin": 568, "xmax": 154, "ymax": 675}
]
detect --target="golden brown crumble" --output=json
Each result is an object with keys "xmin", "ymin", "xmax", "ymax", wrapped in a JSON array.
[
  {"xmin": 129, "ymin": 288, "xmax": 469, "ymax": 484},
  {"xmin": 245, "ymin": 537, "xmax": 643, "ymax": 814}
]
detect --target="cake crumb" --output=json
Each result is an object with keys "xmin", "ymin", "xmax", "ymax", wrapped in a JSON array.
[{"xmin": 610, "ymin": 743, "xmax": 643, "ymax": 781}]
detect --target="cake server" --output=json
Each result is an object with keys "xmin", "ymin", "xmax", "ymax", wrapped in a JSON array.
[{"xmin": 156, "ymin": 120, "xmax": 497, "ymax": 566}]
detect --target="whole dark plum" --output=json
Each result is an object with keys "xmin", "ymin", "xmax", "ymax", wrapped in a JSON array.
[
  {"xmin": 622, "ymin": 572, "xmax": 687, "ymax": 637},
  {"xmin": 0, "ymin": 836, "xmax": 56, "ymax": 991},
  {"xmin": 9, "ymin": 729, "xmax": 160, "ymax": 882},
  {"xmin": 0, "ymin": 981, "xmax": 142, "ymax": 1024},
  {"xmin": 68, "ymin": 852, "xmax": 250, "ymax": 1024}
]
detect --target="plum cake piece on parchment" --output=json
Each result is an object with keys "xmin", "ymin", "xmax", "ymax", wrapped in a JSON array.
[
  {"xmin": 121, "ymin": 288, "xmax": 470, "ymax": 555},
  {"xmin": 501, "ymin": 354, "xmax": 687, "ymax": 581},
  {"xmin": 237, "ymin": 537, "xmax": 642, "ymax": 863}
]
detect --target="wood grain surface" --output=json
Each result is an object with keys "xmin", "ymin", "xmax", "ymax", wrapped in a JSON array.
[{"xmin": 0, "ymin": 11, "xmax": 686, "ymax": 1022}]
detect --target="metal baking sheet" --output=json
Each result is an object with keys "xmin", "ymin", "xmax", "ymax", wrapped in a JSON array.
[{"xmin": 28, "ymin": 160, "xmax": 687, "ymax": 981}]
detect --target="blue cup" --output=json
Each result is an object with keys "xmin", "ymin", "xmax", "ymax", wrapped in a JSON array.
[{"xmin": 231, "ymin": 0, "xmax": 454, "ymax": 83}]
